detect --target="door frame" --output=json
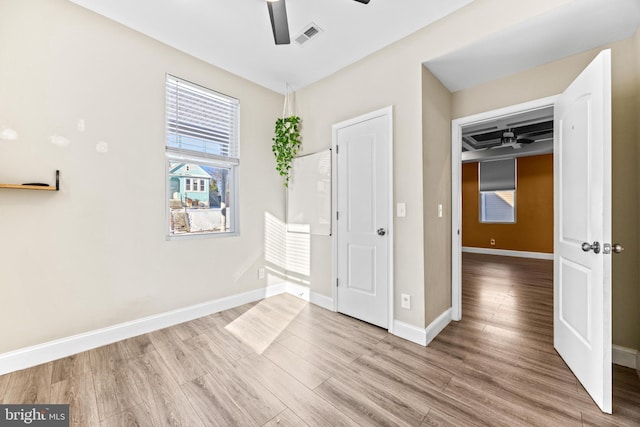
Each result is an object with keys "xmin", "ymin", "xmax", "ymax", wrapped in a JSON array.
[
  {"xmin": 332, "ymin": 106, "xmax": 394, "ymax": 333},
  {"xmin": 450, "ymin": 95, "xmax": 558, "ymax": 321}
]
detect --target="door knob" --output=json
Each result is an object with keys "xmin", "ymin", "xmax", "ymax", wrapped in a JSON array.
[
  {"xmin": 581, "ymin": 241, "xmax": 600, "ymax": 254},
  {"xmin": 377, "ymin": 228, "xmax": 386, "ymax": 236},
  {"xmin": 603, "ymin": 243, "xmax": 624, "ymax": 254}
]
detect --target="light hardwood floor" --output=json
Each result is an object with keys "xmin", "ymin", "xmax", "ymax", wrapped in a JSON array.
[{"xmin": 1, "ymin": 253, "xmax": 639, "ymax": 426}]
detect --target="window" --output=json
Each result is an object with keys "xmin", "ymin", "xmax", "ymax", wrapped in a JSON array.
[
  {"xmin": 183, "ymin": 178, "xmax": 206, "ymax": 193},
  {"xmin": 480, "ymin": 190, "xmax": 516, "ymax": 222},
  {"xmin": 479, "ymin": 159, "xmax": 516, "ymax": 223},
  {"xmin": 166, "ymin": 75, "xmax": 239, "ymax": 238}
]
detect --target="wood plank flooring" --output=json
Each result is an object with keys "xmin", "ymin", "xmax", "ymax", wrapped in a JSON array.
[{"xmin": 1, "ymin": 252, "xmax": 638, "ymax": 426}]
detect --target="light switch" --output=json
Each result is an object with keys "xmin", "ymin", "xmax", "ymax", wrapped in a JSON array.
[{"xmin": 397, "ymin": 202, "xmax": 406, "ymax": 217}]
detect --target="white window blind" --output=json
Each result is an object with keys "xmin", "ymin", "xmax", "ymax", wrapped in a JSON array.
[{"xmin": 166, "ymin": 75, "xmax": 239, "ymax": 163}]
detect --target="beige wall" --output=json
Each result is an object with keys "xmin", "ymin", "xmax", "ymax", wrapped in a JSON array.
[
  {"xmin": 2, "ymin": 0, "xmax": 634, "ymax": 354},
  {"xmin": 452, "ymin": 39, "xmax": 640, "ymax": 350},
  {"xmin": 296, "ymin": 0, "xmax": 576, "ymax": 329},
  {"xmin": 0, "ymin": 0, "xmax": 283, "ymax": 353},
  {"xmin": 422, "ymin": 68, "xmax": 452, "ymax": 325}
]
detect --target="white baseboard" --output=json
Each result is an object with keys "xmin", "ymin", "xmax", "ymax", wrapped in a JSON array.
[
  {"xmin": 392, "ymin": 309, "xmax": 453, "ymax": 347},
  {"xmin": 425, "ymin": 308, "xmax": 452, "ymax": 346},
  {"xmin": 265, "ymin": 282, "xmax": 288, "ymax": 298},
  {"xmin": 462, "ymin": 246, "xmax": 554, "ymax": 260},
  {"xmin": 393, "ymin": 320, "xmax": 427, "ymax": 346},
  {"xmin": 310, "ymin": 292, "xmax": 335, "ymax": 312},
  {"xmin": 612, "ymin": 345, "xmax": 638, "ymax": 369},
  {"xmin": 284, "ymin": 282, "xmax": 335, "ymax": 312},
  {"xmin": 284, "ymin": 282, "xmax": 311, "ymax": 301},
  {"xmin": 0, "ymin": 282, "xmax": 335, "ymax": 376}
]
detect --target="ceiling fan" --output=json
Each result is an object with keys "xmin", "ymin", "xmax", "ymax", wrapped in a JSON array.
[
  {"xmin": 492, "ymin": 129, "xmax": 535, "ymax": 149},
  {"xmin": 267, "ymin": 0, "xmax": 371, "ymax": 45}
]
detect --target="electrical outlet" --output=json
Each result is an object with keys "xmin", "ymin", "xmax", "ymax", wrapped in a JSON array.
[
  {"xmin": 490, "ymin": 238, "xmax": 496, "ymax": 246},
  {"xmin": 401, "ymin": 293, "xmax": 411, "ymax": 310},
  {"xmin": 438, "ymin": 204, "xmax": 443, "ymax": 218},
  {"xmin": 258, "ymin": 267, "xmax": 265, "ymax": 279}
]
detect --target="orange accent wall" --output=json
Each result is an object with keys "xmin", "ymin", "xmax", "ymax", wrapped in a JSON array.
[{"xmin": 462, "ymin": 154, "xmax": 553, "ymax": 253}]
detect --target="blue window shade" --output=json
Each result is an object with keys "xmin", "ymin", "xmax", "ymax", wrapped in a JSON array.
[{"xmin": 166, "ymin": 75, "xmax": 239, "ymax": 163}]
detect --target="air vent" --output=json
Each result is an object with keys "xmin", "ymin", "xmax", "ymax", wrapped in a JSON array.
[{"xmin": 295, "ymin": 23, "xmax": 323, "ymax": 46}]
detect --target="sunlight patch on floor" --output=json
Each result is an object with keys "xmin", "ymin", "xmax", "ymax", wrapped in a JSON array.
[{"xmin": 224, "ymin": 294, "xmax": 307, "ymax": 354}]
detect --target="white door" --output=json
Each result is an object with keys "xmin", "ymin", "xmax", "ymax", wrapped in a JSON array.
[
  {"xmin": 334, "ymin": 108, "xmax": 392, "ymax": 329},
  {"xmin": 554, "ymin": 49, "xmax": 612, "ymax": 413}
]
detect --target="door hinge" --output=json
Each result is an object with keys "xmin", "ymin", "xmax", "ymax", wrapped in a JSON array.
[
  {"xmin": 336, "ymin": 145, "xmax": 339, "ymax": 154},
  {"xmin": 336, "ymin": 278, "xmax": 339, "ymax": 287},
  {"xmin": 336, "ymin": 211, "xmax": 339, "ymax": 220}
]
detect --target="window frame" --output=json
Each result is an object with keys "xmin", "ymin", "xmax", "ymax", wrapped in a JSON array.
[
  {"xmin": 165, "ymin": 74, "xmax": 240, "ymax": 240},
  {"xmin": 478, "ymin": 158, "xmax": 517, "ymax": 224}
]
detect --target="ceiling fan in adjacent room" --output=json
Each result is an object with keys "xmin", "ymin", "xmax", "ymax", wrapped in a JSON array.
[
  {"xmin": 494, "ymin": 128, "xmax": 535, "ymax": 149},
  {"xmin": 267, "ymin": 0, "xmax": 371, "ymax": 45}
]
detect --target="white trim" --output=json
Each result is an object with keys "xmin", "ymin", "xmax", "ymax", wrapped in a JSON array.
[
  {"xmin": 451, "ymin": 95, "xmax": 559, "ymax": 321},
  {"xmin": 332, "ymin": 106, "xmax": 394, "ymax": 333},
  {"xmin": 284, "ymin": 281, "xmax": 311, "ymax": 301},
  {"xmin": 310, "ymin": 291, "xmax": 335, "ymax": 312},
  {"xmin": 0, "ymin": 282, "xmax": 334, "ymax": 376},
  {"xmin": 265, "ymin": 282, "xmax": 288, "ymax": 298},
  {"xmin": 612, "ymin": 345, "xmax": 638, "ymax": 369},
  {"xmin": 462, "ymin": 246, "xmax": 554, "ymax": 260},
  {"xmin": 425, "ymin": 308, "xmax": 452, "ymax": 346},
  {"xmin": 392, "ymin": 320, "xmax": 427, "ymax": 346},
  {"xmin": 283, "ymin": 281, "xmax": 334, "ymax": 311},
  {"xmin": 452, "ymin": 116, "xmax": 462, "ymax": 321}
]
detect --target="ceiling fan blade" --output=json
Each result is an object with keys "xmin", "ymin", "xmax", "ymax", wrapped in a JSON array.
[
  {"xmin": 353, "ymin": 0, "xmax": 371, "ymax": 3},
  {"xmin": 267, "ymin": 0, "xmax": 290, "ymax": 45}
]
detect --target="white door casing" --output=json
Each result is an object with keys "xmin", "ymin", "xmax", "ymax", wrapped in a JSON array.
[
  {"xmin": 554, "ymin": 49, "xmax": 612, "ymax": 414},
  {"xmin": 332, "ymin": 107, "xmax": 393, "ymax": 330},
  {"xmin": 450, "ymin": 96, "xmax": 558, "ymax": 321}
]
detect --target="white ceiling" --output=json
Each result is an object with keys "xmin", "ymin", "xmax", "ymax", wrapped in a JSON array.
[
  {"xmin": 425, "ymin": 0, "xmax": 640, "ymax": 92},
  {"xmin": 68, "ymin": 0, "xmax": 640, "ymax": 94},
  {"xmin": 68, "ymin": 0, "xmax": 474, "ymax": 93}
]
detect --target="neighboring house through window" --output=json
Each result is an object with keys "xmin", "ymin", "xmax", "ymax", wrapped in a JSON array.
[{"xmin": 165, "ymin": 75, "xmax": 240, "ymax": 238}]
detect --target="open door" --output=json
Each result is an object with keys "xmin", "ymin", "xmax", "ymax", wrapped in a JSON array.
[{"xmin": 554, "ymin": 49, "xmax": 613, "ymax": 413}]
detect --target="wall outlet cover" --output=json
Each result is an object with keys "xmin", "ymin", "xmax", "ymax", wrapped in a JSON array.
[{"xmin": 401, "ymin": 293, "xmax": 411, "ymax": 309}]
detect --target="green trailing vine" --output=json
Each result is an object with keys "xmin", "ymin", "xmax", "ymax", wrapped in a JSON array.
[{"xmin": 272, "ymin": 115, "xmax": 301, "ymax": 187}]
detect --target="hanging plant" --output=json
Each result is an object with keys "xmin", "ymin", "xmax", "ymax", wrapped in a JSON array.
[
  {"xmin": 272, "ymin": 115, "xmax": 301, "ymax": 187},
  {"xmin": 272, "ymin": 85, "xmax": 301, "ymax": 187}
]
